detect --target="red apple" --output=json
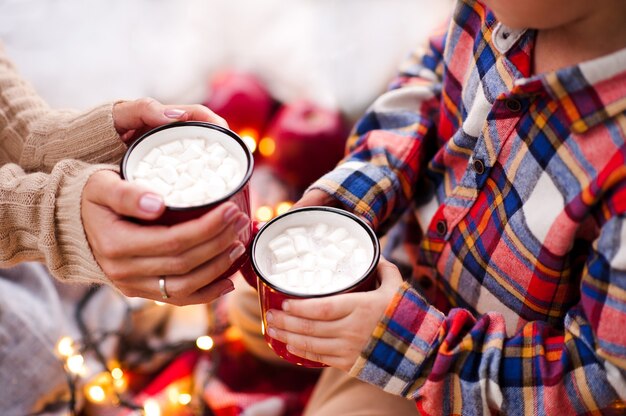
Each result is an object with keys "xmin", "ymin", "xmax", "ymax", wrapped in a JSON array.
[
  {"xmin": 262, "ymin": 100, "xmax": 349, "ymax": 191},
  {"xmin": 203, "ymin": 70, "xmax": 276, "ymax": 141}
]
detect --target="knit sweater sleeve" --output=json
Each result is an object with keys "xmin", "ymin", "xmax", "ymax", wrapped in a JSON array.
[
  {"xmin": 0, "ymin": 42, "xmax": 127, "ymax": 171},
  {"xmin": 0, "ymin": 43, "xmax": 126, "ymax": 284},
  {"xmin": 0, "ymin": 161, "xmax": 116, "ymax": 284}
]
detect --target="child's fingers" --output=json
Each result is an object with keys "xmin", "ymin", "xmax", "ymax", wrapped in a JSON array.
[
  {"xmin": 377, "ymin": 257, "xmax": 404, "ymax": 288},
  {"xmin": 281, "ymin": 293, "xmax": 357, "ymax": 320},
  {"xmin": 267, "ymin": 326, "xmax": 343, "ymax": 357},
  {"xmin": 265, "ymin": 309, "xmax": 345, "ymax": 338}
]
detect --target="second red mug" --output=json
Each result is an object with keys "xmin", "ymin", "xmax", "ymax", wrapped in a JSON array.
[{"xmin": 241, "ymin": 206, "xmax": 380, "ymax": 368}]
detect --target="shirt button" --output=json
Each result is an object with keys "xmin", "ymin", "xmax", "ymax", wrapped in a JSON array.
[
  {"xmin": 418, "ymin": 275, "xmax": 433, "ymax": 290},
  {"xmin": 436, "ymin": 220, "xmax": 447, "ymax": 236},
  {"xmin": 473, "ymin": 159, "xmax": 485, "ymax": 174},
  {"xmin": 505, "ymin": 98, "xmax": 522, "ymax": 112}
]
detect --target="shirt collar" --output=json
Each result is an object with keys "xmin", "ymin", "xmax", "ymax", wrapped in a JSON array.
[{"xmin": 512, "ymin": 35, "xmax": 626, "ymax": 134}]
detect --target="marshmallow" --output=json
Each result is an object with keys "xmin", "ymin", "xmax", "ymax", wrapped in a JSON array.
[
  {"xmin": 339, "ymin": 238, "xmax": 358, "ymax": 253},
  {"xmin": 286, "ymin": 269, "xmax": 300, "ymax": 287},
  {"xmin": 268, "ymin": 235, "xmax": 292, "ymax": 251},
  {"xmin": 293, "ymin": 234, "xmax": 311, "ymax": 254},
  {"xmin": 272, "ymin": 245, "xmax": 298, "ymax": 263},
  {"xmin": 327, "ymin": 227, "xmax": 348, "ymax": 243},
  {"xmin": 353, "ymin": 248, "xmax": 368, "ymax": 265},
  {"xmin": 270, "ymin": 273, "xmax": 286, "ymax": 285},
  {"xmin": 160, "ymin": 140, "xmax": 184, "ymax": 155},
  {"xmin": 133, "ymin": 161, "xmax": 152, "ymax": 179},
  {"xmin": 318, "ymin": 269, "xmax": 333, "ymax": 286},
  {"xmin": 205, "ymin": 176, "xmax": 227, "ymax": 196},
  {"xmin": 190, "ymin": 137, "xmax": 207, "ymax": 147},
  {"xmin": 179, "ymin": 144, "xmax": 205, "ymax": 163},
  {"xmin": 157, "ymin": 165, "xmax": 179, "ymax": 185},
  {"xmin": 313, "ymin": 223, "xmax": 329, "ymax": 239},
  {"xmin": 143, "ymin": 148, "xmax": 162, "ymax": 165},
  {"xmin": 286, "ymin": 227, "xmax": 306, "ymax": 236},
  {"xmin": 187, "ymin": 159, "xmax": 206, "ymax": 177},
  {"xmin": 210, "ymin": 143, "xmax": 228, "ymax": 159},
  {"xmin": 217, "ymin": 162, "xmax": 236, "ymax": 181},
  {"xmin": 321, "ymin": 244, "xmax": 346, "ymax": 261},
  {"xmin": 205, "ymin": 154, "xmax": 223, "ymax": 169},
  {"xmin": 146, "ymin": 177, "xmax": 173, "ymax": 196},
  {"xmin": 155, "ymin": 154, "xmax": 180, "ymax": 169},
  {"xmin": 300, "ymin": 253, "xmax": 316, "ymax": 270},
  {"xmin": 316, "ymin": 256, "xmax": 339, "ymax": 271},
  {"xmin": 302, "ymin": 271, "xmax": 315, "ymax": 287},
  {"xmin": 273, "ymin": 258, "xmax": 300, "ymax": 274}
]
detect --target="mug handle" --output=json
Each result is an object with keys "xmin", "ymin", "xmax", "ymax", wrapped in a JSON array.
[{"xmin": 240, "ymin": 220, "xmax": 262, "ymax": 289}]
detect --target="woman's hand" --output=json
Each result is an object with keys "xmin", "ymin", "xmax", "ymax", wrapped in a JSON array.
[
  {"xmin": 112, "ymin": 98, "xmax": 227, "ymax": 143},
  {"xmin": 81, "ymin": 170, "xmax": 250, "ymax": 305},
  {"xmin": 264, "ymin": 258, "xmax": 403, "ymax": 371}
]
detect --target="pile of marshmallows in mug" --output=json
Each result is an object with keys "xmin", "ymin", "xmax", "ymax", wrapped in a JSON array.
[
  {"xmin": 263, "ymin": 224, "xmax": 371, "ymax": 294},
  {"xmin": 132, "ymin": 137, "xmax": 245, "ymax": 207}
]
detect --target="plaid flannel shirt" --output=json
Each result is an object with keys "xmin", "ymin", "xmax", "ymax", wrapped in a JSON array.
[{"xmin": 310, "ymin": 0, "xmax": 626, "ymax": 414}]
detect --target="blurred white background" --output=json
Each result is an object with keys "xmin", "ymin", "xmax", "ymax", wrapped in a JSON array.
[{"xmin": 0, "ymin": 0, "xmax": 452, "ymax": 121}]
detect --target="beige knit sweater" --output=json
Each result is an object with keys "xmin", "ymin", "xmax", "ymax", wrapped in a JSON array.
[{"xmin": 0, "ymin": 43, "xmax": 127, "ymax": 284}]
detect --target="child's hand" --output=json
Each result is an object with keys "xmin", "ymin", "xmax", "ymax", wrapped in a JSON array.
[
  {"xmin": 292, "ymin": 189, "xmax": 344, "ymax": 210},
  {"xmin": 112, "ymin": 98, "xmax": 227, "ymax": 143},
  {"xmin": 265, "ymin": 258, "xmax": 403, "ymax": 371}
]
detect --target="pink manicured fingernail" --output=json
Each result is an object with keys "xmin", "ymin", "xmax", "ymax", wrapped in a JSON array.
[
  {"xmin": 282, "ymin": 300, "xmax": 290, "ymax": 312},
  {"xmin": 164, "ymin": 108, "xmax": 186, "ymax": 118},
  {"xmin": 229, "ymin": 244, "xmax": 245, "ymax": 262},
  {"xmin": 220, "ymin": 285, "xmax": 235, "ymax": 297},
  {"xmin": 267, "ymin": 328, "xmax": 277, "ymax": 338},
  {"xmin": 223, "ymin": 204, "xmax": 239, "ymax": 222},
  {"xmin": 265, "ymin": 311, "xmax": 274, "ymax": 324},
  {"xmin": 234, "ymin": 215, "xmax": 250, "ymax": 233},
  {"xmin": 139, "ymin": 193, "xmax": 164, "ymax": 213}
]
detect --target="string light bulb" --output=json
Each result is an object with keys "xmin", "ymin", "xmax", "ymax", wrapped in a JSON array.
[
  {"xmin": 84, "ymin": 372, "xmax": 115, "ymax": 404},
  {"xmin": 167, "ymin": 386, "xmax": 180, "ymax": 404},
  {"xmin": 258, "ymin": 137, "xmax": 276, "ymax": 157},
  {"xmin": 239, "ymin": 128, "xmax": 258, "ymax": 153},
  {"xmin": 143, "ymin": 399, "xmax": 161, "ymax": 416},
  {"xmin": 87, "ymin": 385, "xmax": 106, "ymax": 403},
  {"xmin": 111, "ymin": 367, "xmax": 123, "ymax": 380},
  {"xmin": 196, "ymin": 335, "xmax": 214, "ymax": 351},
  {"xmin": 178, "ymin": 393, "xmax": 192, "ymax": 406},
  {"xmin": 57, "ymin": 336, "xmax": 75, "ymax": 357},
  {"xmin": 275, "ymin": 201, "xmax": 293, "ymax": 216},
  {"xmin": 66, "ymin": 354, "xmax": 86, "ymax": 375},
  {"xmin": 255, "ymin": 205, "xmax": 274, "ymax": 222}
]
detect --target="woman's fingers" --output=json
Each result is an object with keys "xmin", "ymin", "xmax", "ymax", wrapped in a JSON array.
[
  {"xmin": 103, "ymin": 207, "xmax": 248, "ymax": 259},
  {"xmin": 83, "ymin": 170, "xmax": 165, "ymax": 220},
  {"xmin": 100, "ymin": 237, "xmax": 246, "ymax": 281},
  {"xmin": 166, "ymin": 104, "xmax": 228, "ymax": 128},
  {"xmin": 84, "ymin": 174, "xmax": 249, "ymax": 258},
  {"xmin": 113, "ymin": 99, "xmax": 228, "ymax": 138},
  {"xmin": 112, "ymin": 245, "xmax": 241, "ymax": 304}
]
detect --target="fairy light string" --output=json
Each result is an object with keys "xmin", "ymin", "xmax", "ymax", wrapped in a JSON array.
[{"xmin": 42, "ymin": 285, "xmax": 226, "ymax": 415}]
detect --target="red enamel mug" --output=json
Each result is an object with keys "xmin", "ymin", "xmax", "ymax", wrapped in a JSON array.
[
  {"xmin": 241, "ymin": 206, "xmax": 380, "ymax": 367},
  {"xmin": 120, "ymin": 121, "xmax": 254, "ymax": 280}
]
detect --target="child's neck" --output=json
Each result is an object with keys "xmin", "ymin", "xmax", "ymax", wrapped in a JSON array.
[{"xmin": 532, "ymin": 7, "xmax": 626, "ymax": 75}]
